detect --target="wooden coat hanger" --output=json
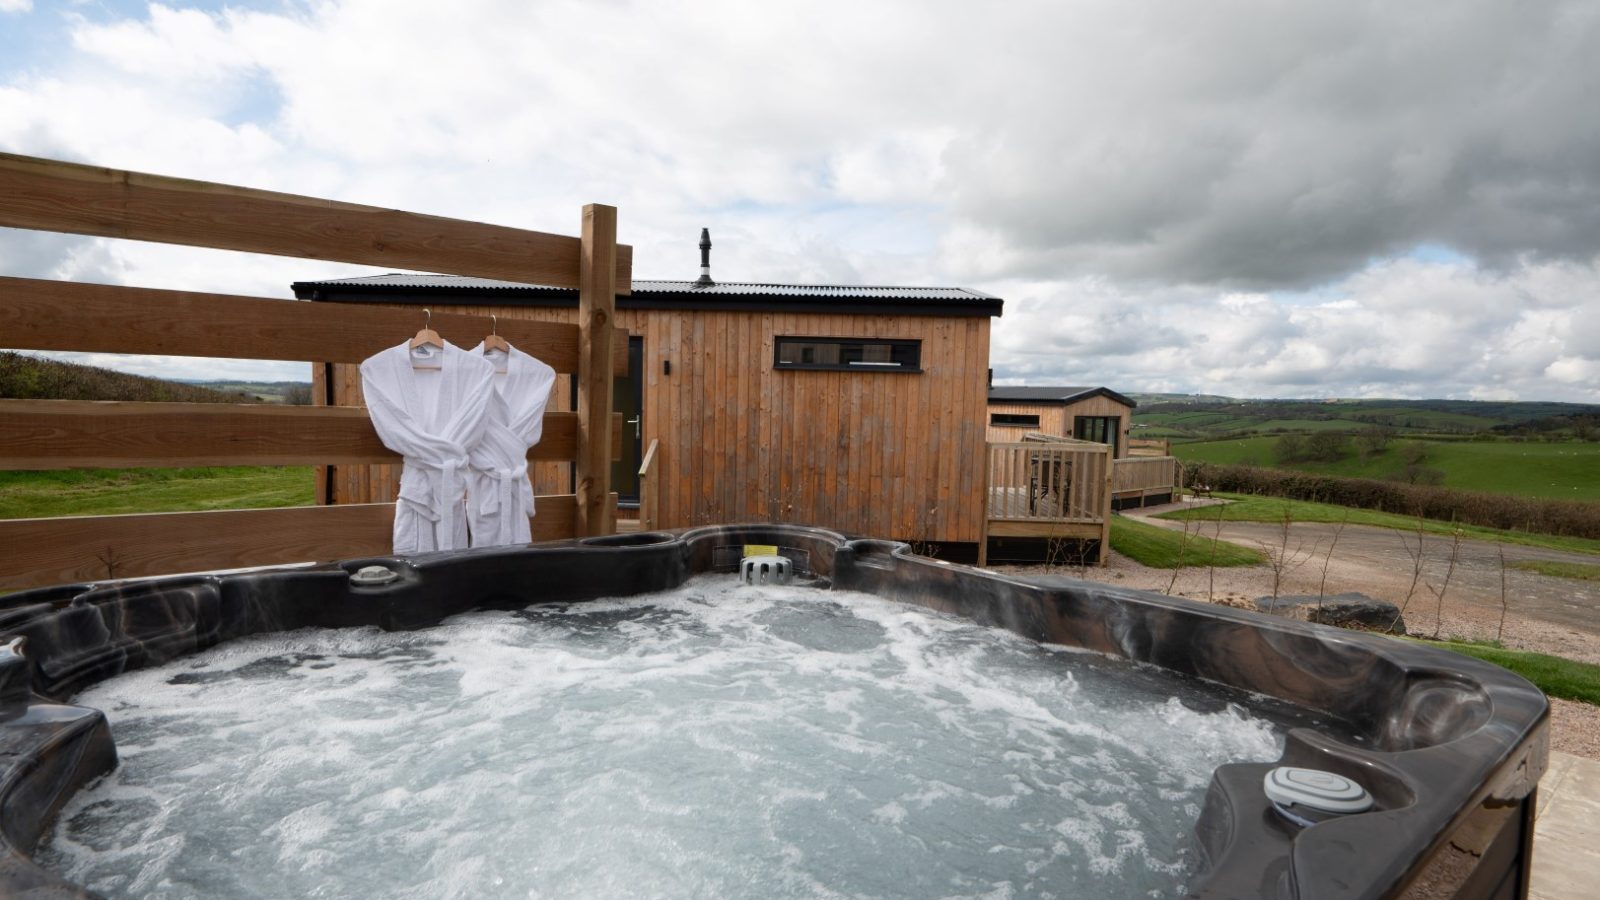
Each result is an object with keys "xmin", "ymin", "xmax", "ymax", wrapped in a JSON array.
[
  {"xmin": 483, "ymin": 315, "xmax": 511, "ymax": 354},
  {"xmin": 410, "ymin": 308, "xmax": 443, "ymax": 369}
]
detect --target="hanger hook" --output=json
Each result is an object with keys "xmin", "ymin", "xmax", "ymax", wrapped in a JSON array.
[
  {"xmin": 423, "ymin": 308, "xmax": 432, "ymax": 328},
  {"xmin": 491, "ymin": 314, "xmax": 499, "ymax": 336}
]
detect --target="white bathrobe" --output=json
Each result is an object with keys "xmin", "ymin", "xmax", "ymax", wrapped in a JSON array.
[
  {"xmin": 467, "ymin": 343, "xmax": 558, "ymax": 547},
  {"xmin": 360, "ymin": 340, "xmax": 497, "ymax": 554}
]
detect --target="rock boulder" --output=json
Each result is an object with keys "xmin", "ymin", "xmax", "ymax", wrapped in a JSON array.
[{"xmin": 1255, "ymin": 592, "xmax": 1406, "ymax": 635}]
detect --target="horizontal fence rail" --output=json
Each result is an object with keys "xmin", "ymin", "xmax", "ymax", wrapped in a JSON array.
[
  {"xmin": 0, "ymin": 277, "xmax": 627, "ymax": 374},
  {"xmin": 0, "ymin": 401, "xmax": 621, "ymax": 469},
  {"xmin": 0, "ymin": 154, "xmax": 631, "ymax": 291},
  {"xmin": 0, "ymin": 495, "xmax": 617, "ymax": 591},
  {"xmin": 985, "ymin": 442, "xmax": 1109, "ymax": 521}
]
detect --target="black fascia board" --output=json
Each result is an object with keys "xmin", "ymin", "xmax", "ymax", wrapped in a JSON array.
[
  {"xmin": 292, "ymin": 283, "xmax": 1003, "ymax": 318},
  {"xmin": 987, "ymin": 387, "xmax": 1138, "ymax": 408}
]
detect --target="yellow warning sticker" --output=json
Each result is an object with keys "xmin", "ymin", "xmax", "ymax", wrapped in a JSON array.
[{"xmin": 743, "ymin": 544, "xmax": 780, "ymax": 558}]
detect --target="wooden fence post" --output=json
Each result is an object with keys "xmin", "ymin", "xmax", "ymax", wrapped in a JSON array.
[
  {"xmin": 576, "ymin": 203, "xmax": 618, "ymax": 537},
  {"xmin": 1099, "ymin": 444, "xmax": 1114, "ymax": 565}
]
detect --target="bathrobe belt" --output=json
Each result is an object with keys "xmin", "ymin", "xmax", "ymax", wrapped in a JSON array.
[
  {"xmin": 402, "ymin": 454, "xmax": 470, "ymax": 549},
  {"xmin": 476, "ymin": 463, "xmax": 534, "ymax": 539}
]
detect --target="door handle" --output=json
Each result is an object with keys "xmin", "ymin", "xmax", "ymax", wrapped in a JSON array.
[{"xmin": 626, "ymin": 416, "xmax": 640, "ymax": 438}]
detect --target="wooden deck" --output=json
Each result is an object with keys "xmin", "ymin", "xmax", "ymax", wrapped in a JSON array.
[
  {"xmin": 979, "ymin": 440, "xmax": 1113, "ymax": 565},
  {"xmin": 977, "ymin": 439, "xmax": 1181, "ymax": 566}
]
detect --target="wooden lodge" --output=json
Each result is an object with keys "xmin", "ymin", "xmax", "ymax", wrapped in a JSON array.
[
  {"xmin": 986, "ymin": 385, "xmax": 1136, "ymax": 458},
  {"xmin": 293, "ymin": 235, "xmax": 1003, "ymax": 549}
]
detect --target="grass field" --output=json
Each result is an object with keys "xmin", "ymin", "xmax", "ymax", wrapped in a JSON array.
[
  {"xmin": 0, "ymin": 468, "xmax": 315, "ymax": 519},
  {"xmin": 1108, "ymin": 515, "xmax": 1265, "ymax": 568},
  {"xmin": 1173, "ymin": 437, "xmax": 1600, "ymax": 500},
  {"xmin": 1507, "ymin": 560, "xmax": 1600, "ymax": 582},
  {"xmin": 1397, "ymin": 637, "xmax": 1600, "ymax": 705},
  {"xmin": 1156, "ymin": 493, "xmax": 1600, "ymax": 556}
]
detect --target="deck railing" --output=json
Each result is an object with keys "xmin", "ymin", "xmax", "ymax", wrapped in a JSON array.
[
  {"xmin": 1111, "ymin": 455, "xmax": 1179, "ymax": 503},
  {"xmin": 0, "ymin": 153, "xmax": 630, "ymax": 590},
  {"xmin": 637, "ymin": 438, "xmax": 661, "ymax": 532},
  {"xmin": 979, "ymin": 441, "xmax": 1113, "ymax": 566},
  {"xmin": 1127, "ymin": 437, "xmax": 1171, "ymax": 457}
]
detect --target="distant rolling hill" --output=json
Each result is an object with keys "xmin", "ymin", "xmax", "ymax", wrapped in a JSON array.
[
  {"xmin": 0, "ymin": 352, "xmax": 286, "ymax": 403},
  {"xmin": 1132, "ymin": 397, "xmax": 1600, "ymax": 441}
]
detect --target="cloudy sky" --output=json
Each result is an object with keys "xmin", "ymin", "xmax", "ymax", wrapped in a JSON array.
[{"xmin": 2, "ymin": 0, "xmax": 1597, "ymax": 401}]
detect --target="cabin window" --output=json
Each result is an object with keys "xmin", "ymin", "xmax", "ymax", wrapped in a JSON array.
[
  {"xmin": 773, "ymin": 337, "xmax": 922, "ymax": 372},
  {"xmin": 1074, "ymin": 415, "xmax": 1122, "ymax": 456},
  {"xmin": 990, "ymin": 413, "xmax": 1041, "ymax": 428}
]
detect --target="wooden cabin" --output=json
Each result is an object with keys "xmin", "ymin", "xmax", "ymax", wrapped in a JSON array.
[
  {"xmin": 293, "ymin": 238, "xmax": 1003, "ymax": 549},
  {"xmin": 985, "ymin": 386, "xmax": 1136, "ymax": 458}
]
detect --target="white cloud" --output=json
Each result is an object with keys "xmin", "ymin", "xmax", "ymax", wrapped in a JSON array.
[
  {"xmin": 988, "ymin": 256, "xmax": 1600, "ymax": 403},
  {"xmin": 0, "ymin": 0, "xmax": 33, "ymax": 14}
]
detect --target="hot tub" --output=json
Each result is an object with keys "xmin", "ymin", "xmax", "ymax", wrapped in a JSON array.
[{"xmin": 0, "ymin": 525, "xmax": 1548, "ymax": 898}]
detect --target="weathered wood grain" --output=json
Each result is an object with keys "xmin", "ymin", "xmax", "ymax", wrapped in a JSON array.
[
  {"xmin": 576, "ymin": 203, "xmax": 618, "ymax": 537},
  {"xmin": 0, "ymin": 153, "xmax": 631, "ymax": 290},
  {"xmin": 0, "ymin": 496, "xmax": 589, "ymax": 590},
  {"xmin": 0, "ymin": 277, "xmax": 595, "ymax": 371},
  {"xmin": 0, "ymin": 400, "xmax": 621, "ymax": 469}
]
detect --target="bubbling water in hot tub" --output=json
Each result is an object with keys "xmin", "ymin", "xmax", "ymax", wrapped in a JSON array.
[{"xmin": 38, "ymin": 576, "xmax": 1295, "ymax": 899}]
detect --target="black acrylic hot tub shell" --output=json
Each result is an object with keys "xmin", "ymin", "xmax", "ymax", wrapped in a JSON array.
[{"xmin": 0, "ymin": 524, "xmax": 1548, "ymax": 899}]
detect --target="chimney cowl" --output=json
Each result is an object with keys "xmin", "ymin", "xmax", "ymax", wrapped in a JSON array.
[{"xmin": 695, "ymin": 227, "xmax": 715, "ymax": 288}]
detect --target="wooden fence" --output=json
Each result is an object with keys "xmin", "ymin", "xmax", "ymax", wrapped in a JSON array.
[
  {"xmin": 978, "ymin": 441, "xmax": 1113, "ymax": 566},
  {"xmin": 0, "ymin": 153, "xmax": 630, "ymax": 591},
  {"xmin": 1128, "ymin": 437, "xmax": 1171, "ymax": 457}
]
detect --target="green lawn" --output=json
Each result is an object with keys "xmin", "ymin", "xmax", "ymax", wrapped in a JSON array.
[
  {"xmin": 1249, "ymin": 418, "xmax": 1362, "ymax": 432},
  {"xmin": 1108, "ymin": 514, "xmax": 1265, "ymax": 569},
  {"xmin": 1397, "ymin": 637, "xmax": 1600, "ymax": 705},
  {"xmin": 1157, "ymin": 493, "xmax": 1600, "ymax": 556},
  {"xmin": 1506, "ymin": 560, "xmax": 1600, "ymax": 582},
  {"xmin": 1173, "ymin": 437, "xmax": 1600, "ymax": 500},
  {"xmin": 0, "ymin": 467, "xmax": 316, "ymax": 519}
]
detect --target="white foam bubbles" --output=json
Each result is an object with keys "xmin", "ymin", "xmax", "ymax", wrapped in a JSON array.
[{"xmin": 37, "ymin": 577, "xmax": 1292, "ymax": 898}]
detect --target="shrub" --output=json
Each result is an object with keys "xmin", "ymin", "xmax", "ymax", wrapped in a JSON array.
[
  {"xmin": 1303, "ymin": 430, "xmax": 1348, "ymax": 462},
  {"xmin": 1274, "ymin": 433, "xmax": 1307, "ymax": 463}
]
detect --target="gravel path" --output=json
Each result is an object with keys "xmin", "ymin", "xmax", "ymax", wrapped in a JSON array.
[{"xmin": 989, "ymin": 500, "xmax": 1600, "ymax": 760}]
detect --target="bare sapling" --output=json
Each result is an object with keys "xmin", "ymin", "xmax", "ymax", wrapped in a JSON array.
[
  {"xmin": 1425, "ymin": 528, "xmax": 1463, "ymax": 639},
  {"xmin": 1165, "ymin": 514, "xmax": 1202, "ymax": 595},
  {"xmin": 908, "ymin": 506, "xmax": 941, "ymax": 558},
  {"xmin": 1496, "ymin": 544, "xmax": 1510, "ymax": 644},
  {"xmin": 1316, "ymin": 513, "xmax": 1349, "ymax": 616},
  {"xmin": 1255, "ymin": 504, "xmax": 1310, "ymax": 601},
  {"xmin": 1387, "ymin": 516, "xmax": 1429, "ymax": 635},
  {"xmin": 1043, "ymin": 526, "xmax": 1069, "ymax": 575},
  {"xmin": 1207, "ymin": 500, "xmax": 1226, "ymax": 602}
]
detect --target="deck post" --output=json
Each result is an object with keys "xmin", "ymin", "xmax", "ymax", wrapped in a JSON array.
[
  {"xmin": 576, "ymin": 203, "xmax": 618, "ymax": 537},
  {"xmin": 1098, "ymin": 444, "xmax": 1113, "ymax": 565},
  {"xmin": 977, "ymin": 445, "xmax": 992, "ymax": 567}
]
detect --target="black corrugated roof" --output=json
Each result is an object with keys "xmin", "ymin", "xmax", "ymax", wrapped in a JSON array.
[
  {"xmin": 290, "ymin": 274, "xmax": 1003, "ymax": 318},
  {"xmin": 988, "ymin": 386, "xmax": 1137, "ymax": 408}
]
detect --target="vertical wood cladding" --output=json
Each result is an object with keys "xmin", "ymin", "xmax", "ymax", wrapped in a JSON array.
[{"xmin": 327, "ymin": 303, "xmax": 991, "ymax": 543}]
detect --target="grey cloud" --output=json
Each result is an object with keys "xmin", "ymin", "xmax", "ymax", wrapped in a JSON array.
[{"xmin": 942, "ymin": 1, "xmax": 1600, "ymax": 289}]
